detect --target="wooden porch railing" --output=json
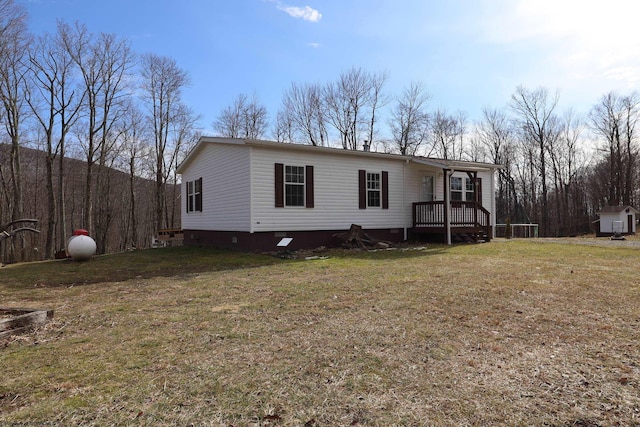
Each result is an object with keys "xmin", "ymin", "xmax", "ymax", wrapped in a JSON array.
[{"xmin": 413, "ymin": 201, "xmax": 491, "ymax": 229}]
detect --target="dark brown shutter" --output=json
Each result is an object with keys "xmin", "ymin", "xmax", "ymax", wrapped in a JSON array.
[
  {"xmin": 305, "ymin": 165, "xmax": 314, "ymax": 208},
  {"xmin": 476, "ymin": 177, "xmax": 482, "ymax": 205},
  {"xmin": 185, "ymin": 181, "xmax": 189, "ymax": 212},
  {"xmin": 358, "ymin": 169, "xmax": 366, "ymax": 209},
  {"xmin": 382, "ymin": 171, "xmax": 389, "ymax": 209},
  {"xmin": 196, "ymin": 177, "xmax": 203, "ymax": 211},
  {"xmin": 275, "ymin": 163, "xmax": 284, "ymax": 208}
]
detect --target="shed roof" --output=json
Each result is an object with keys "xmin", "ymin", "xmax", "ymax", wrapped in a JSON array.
[{"xmin": 598, "ymin": 205, "xmax": 639, "ymax": 214}]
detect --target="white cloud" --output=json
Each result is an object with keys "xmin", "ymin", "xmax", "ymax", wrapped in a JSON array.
[
  {"xmin": 268, "ymin": 1, "xmax": 321, "ymax": 22},
  {"xmin": 308, "ymin": 42, "xmax": 321, "ymax": 48},
  {"xmin": 471, "ymin": 0, "xmax": 640, "ymax": 93}
]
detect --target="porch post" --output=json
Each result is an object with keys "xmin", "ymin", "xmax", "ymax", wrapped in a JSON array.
[
  {"xmin": 473, "ymin": 171, "xmax": 478, "ymax": 226},
  {"xmin": 443, "ymin": 168, "xmax": 451, "ymax": 245}
]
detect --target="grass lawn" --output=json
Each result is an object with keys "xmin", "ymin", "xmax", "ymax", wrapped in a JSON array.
[{"xmin": 1, "ymin": 241, "xmax": 639, "ymax": 426}]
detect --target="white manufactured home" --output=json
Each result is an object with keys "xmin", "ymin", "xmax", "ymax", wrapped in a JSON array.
[{"xmin": 177, "ymin": 137, "xmax": 502, "ymax": 251}]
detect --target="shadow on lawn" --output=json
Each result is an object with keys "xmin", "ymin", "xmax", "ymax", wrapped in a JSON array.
[
  {"xmin": 0, "ymin": 246, "xmax": 286, "ymax": 289},
  {"xmin": 0, "ymin": 243, "xmax": 458, "ymax": 289}
]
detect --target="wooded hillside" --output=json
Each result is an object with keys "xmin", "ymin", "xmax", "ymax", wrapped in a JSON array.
[{"xmin": 0, "ymin": 144, "xmax": 179, "ymax": 263}]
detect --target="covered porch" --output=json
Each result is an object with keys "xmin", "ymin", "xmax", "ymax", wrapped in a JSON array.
[
  {"xmin": 411, "ymin": 200, "xmax": 492, "ymax": 243},
  {"xmin": 406, "ymin": 160, "xmax": 495, "ymax": 244}
]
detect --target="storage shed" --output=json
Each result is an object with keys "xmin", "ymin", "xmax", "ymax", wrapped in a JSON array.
[{"xmin": 595, "ymin": 205, "xmax": 638, "ymax": 237}]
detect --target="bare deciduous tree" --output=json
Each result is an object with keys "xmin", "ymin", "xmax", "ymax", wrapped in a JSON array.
[
  {"xmin": 59, "ymin": 22, "xmax": 134, "ymax": 243},
  {"xmin": 139, "ymin": 53, "xmax": 193, "ymax": 232},
  {"xmin": 274, "ymin": 108, "xmax": 295, "ymax": 143},
  {"xmin": 0, "ymin": 0, "xmax": 29, "ymax": 222},
  {"xmin": 324, "ymin": 67, "xmax": 376, "ymax": 150},
  {"xmin": 547, "ymin": 109, "xmax": 588, "ymax": 235},
  {"xmin": 165, "ymin": 103, "xmax": 199, "ymax": 228},
  {"xmin": 117, "ymin": 103, "xmax": 149, "ymax": 249},
  {"xmin": 510, "ymin": 86, "xmax": 560, "ymax": 236},
  {"xmin": 26, "ymin": 27, "xmax": 85, "ymax": 256},
  {"xmin": 474, "ymin": 107, "xmax": 518, "ymax": 221},
  {"xmin": 0, "ymin": 0, "xmax": 31, "ymax": 262},
  {"xmin": 588, "ymin": 92, "xmax": 640, "ymax": 208},
  {"xmin": 388, "ymin": 81, "xmax": 430, "ymax": 156},
  {"xmin": 366, "ymin": 71, "xmax": 389, "ymax": 147},
  {"xmin": 429, "ymin": 109, "xmax": 466, "ymax": 160},
  {"xmin": 279, "ymin": 82, "xmax": 327, "ymax": 145},
  {"xmin": 213, "ymin": 93, "xmax": 269, "ymax": 140}
]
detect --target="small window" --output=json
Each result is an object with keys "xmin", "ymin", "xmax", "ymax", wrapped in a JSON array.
[
  {"xmin": 285, "ymin": 165, "xmax": 305, "ymax": 207},
  {"xmin": 451, "ymin": 177, "xmax": 462, "ymax": 201},
  {"xmin": 367, "ymin": 172, "xmax": 381, "ymax": 207},
  {"xmin": 465, "ymin": 178, "xmax": 475, "ymax": 201},
  {"xmin": 186, "ymin": 178, "xmax": 202, "ymax": 212}
]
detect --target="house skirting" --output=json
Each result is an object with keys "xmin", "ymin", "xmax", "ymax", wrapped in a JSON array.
[{"xmin": 182, "ymin": 228, "xmax": 405, "ymax": 252}]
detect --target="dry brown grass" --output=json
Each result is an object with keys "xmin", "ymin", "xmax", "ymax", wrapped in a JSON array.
[{"xmin": 1, "ymin": 240, "xmax": 639, "ymax": 426}]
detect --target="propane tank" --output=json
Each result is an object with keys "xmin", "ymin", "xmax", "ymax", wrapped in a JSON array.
[{"xmin": 66, "ymin": 229, "xmax": 97, "ymax": 261}]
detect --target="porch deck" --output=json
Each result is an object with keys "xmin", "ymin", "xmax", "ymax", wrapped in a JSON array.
[{"xmin": 411, "ymin": 201, "xmax": 492, "ymax": 242}]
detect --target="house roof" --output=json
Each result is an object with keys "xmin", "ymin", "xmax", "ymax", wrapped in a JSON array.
[
  {"xmin": 177, "ymin": 136, "xmax": 504, "ymax": 174},
  {"xmin": 598, "ymin": 205, "xmax": 639, "ymax": 214}
]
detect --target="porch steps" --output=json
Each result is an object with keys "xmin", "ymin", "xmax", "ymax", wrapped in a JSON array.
[{"xmin": 453, "ymin": 231, "xmax": 488, "ymax": 244}]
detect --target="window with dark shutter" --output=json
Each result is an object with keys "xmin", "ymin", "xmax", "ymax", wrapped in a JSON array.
[
  {"xmin": 186, "ymin": 178, "xmax": 203, "ymax": 213},
  {"xmin": 276, "ymin": 163, "xmax": 314, "ymax": 208}
]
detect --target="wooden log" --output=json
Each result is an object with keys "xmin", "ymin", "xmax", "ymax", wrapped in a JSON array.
[{"xmin": 0, "ymin": 308, "xmax": 54, "ymax": 339}]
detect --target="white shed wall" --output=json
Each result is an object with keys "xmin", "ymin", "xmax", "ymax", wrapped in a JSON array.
[
  {"xmin": 599, "ymin": 212, "xmax": 635, "ymax": 233},
  {"xmin": 181, "ymin": 143, "xmax": 252, "ymax": 231}
]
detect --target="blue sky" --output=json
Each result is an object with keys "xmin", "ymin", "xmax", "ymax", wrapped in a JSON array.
[{"xmin": 19, "ymin": 0, "xmax": 640, "ymax": 137}]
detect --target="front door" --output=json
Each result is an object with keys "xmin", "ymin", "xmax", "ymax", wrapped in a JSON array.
[{"xmin": 628, "ymin": 214, "xmax": 634, "ymax": 234}]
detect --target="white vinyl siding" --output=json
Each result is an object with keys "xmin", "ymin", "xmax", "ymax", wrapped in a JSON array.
[
  {"xmin": 180, "ymin": 143, "xmax": 251, "ymax": 231},
  {"xmin": 250, "ymin": 147, "xmax": 405, "ymax": 232}
]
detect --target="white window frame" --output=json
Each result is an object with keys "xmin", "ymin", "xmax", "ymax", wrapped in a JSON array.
[
  {"xmin": 187, "ymin": 178, "xmax": 202, "ymax": 213},
  {"xmin": 450, "ymin": 176, "xmax": 475, "ymax": 202},
  {"xmin": 450, "ymin": 176, "xmax": 463, "ymax": 201},
  {"xmin": 367, "ymin": 172, "xmax": 381, "ymax": 207},
  {"xmin": 465, "ymin": 177, "xmax": 475, "ymax": 202},
  {"xmin": 285, "ymin": 165, "xmax": 305, "ymax": 207}
]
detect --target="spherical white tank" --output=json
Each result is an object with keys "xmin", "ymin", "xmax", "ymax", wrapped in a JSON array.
[{"xmin": 67, "ymin": 231, "xmax": 97, "ymax": 261}]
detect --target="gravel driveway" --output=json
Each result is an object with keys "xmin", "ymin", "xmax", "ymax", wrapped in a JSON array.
[{"xmin": 499, "ymin": 236, "xmax": 640, "ymax": 248}]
